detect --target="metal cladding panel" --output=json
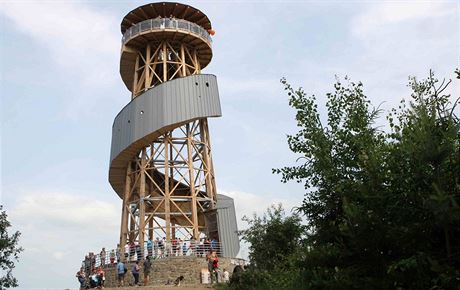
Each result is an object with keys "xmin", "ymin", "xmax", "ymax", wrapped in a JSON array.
[
  {"xmin": 216, "ymin": 194, "xmax": 240, "ymax": 257},
  {"xmin": 110, "ymin": 74, "xmax": 221, "ymax": 164}
]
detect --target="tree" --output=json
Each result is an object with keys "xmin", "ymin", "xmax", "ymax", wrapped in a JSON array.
[
  {"xmin": 274, "ymin": 72, "xmax": 459, "ymax": 289},
  {"xmin": 0, "ymin": 206, "xmax": 23, "ymax": 289},
  {"xmin": 229, "ymin": 204, "xmax": 305, "ymax": 290}
]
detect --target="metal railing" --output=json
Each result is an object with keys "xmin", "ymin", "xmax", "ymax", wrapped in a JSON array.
[
  {"xmin": 82, "ymin": 239, "xmax": 224, "ymax": 270},
  {"xmin": 122, "ymin": 18, "xmax": 212, "ymax": 46}
]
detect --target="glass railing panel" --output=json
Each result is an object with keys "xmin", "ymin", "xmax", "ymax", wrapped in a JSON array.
[{"xmin": 122, "ymin": 18, "xmax": 212, "ymax": 45}]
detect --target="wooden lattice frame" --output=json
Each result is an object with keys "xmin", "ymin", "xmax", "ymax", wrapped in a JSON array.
[{"xmin": 119, "ymin": 119, "xmax": 217, "ymax": 250}]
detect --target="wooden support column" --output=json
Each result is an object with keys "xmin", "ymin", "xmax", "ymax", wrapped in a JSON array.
[
  {"xmin": 139, "ymin": 148, "xmax": 147, "ymax": 254},
  {"xmin": 120, "ymin": 163, "xmax": 132, "ymax": 261},
  {"xmin": 145, "ymin": 44, "xmax": 152, "ymax": 90},
  {"xmin": 181, "ymin": 44, "xmax": 186, "ymax": 77},
  {"xmin": 164, "ymin": 133, "xmax": 171, "ymax": 241},
  {"xmin": 149, "ymin": 219, "xmax": 154, "ymax": 241},
  {"xmin": 187, "ymin": 123, "xmax": 199, "ymax": 239},
  {"xmin": 200, "ymin": 119, "xmax": 216, "ymax": 204},
  {"xmin": 193, "ymin": 50, "xmax": 201, "ymax": 74},
  {"xmin": 132, "ymin": 55, "xmax": 140, "ymax": 99},
  {"xmin": 163, "ymin": 42, "xmax": 168, "ymax": 82}
]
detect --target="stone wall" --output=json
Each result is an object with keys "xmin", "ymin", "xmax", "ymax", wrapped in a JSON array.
[{"xmin": 101, "ymin": 256, "xmax": 244, "ymax": 287}]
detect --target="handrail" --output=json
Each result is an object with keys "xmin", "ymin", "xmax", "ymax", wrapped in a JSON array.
[
  {"xmin": 122, "ymin": 18, "xmax": 212, "ymax": 46},
  {"xmin": 81, "ymin": 240, "xmax": 225, "ymax": 270}
]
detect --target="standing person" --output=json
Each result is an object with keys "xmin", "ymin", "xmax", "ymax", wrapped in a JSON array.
[
  {"xmin": 109, "ymin": 249, "xmax": 116, "ymax": 265},
  {"xmin": 154, "ymin": 237, "xmax": 159, "ymax": 258},
  {"xmin": 117, "ymin": 260, "xmax": 127, "ymax": 287},
  {"xmin": 147, "ymin": 238, "xmax": 153, "ymax": 257},
  {"xmin": 190, "ymin": 238, "xmax": 196, "ymax": 256},
  {"xmin": 207, "ymin": 250, "xmax": 219, "ymax": 284},
  {"xmin": 116, "ymin": 244, "xmax": 121, "ymax": 263},
  {"xmin": 124, "ymin": 243, "xmax": 129, "ymax": 261},
  {"xmin": 182, "ymin": 241, "xmax": 188, "ymax": 256},
  {"xmin": 158, "ymin": 238, "xmax": 164, "ymax": 258},
  {"xmin": 100, "ymin": 247, "xmax": 106, "ymax": 267},
  {"xmin": 143, "ymin": 255, "xmax": 151, "ymax": 286},
  {"xmin": 132, "ymin": 261, "xmax": 140, "ymax": 286},
  {"xmin": 172, "ymin": 237, "xmax": 177, "ymax": 256},
  {"xmin": 84, "ymin": 255, "xmax": 90, "ymax": 274},
  {"xmin": 129, "ymin": 241, "xmax": 136, "ymax": 262},
  {"xmin": 75, "ymin": 267, "xmax": 86, "ymax": 290},
  {"xmin": 135, "ymin": 241, "xmax": 142, "ymax": 262}
]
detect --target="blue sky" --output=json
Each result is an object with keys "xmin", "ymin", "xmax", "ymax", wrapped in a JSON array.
[{"xmin": 1, "ymin": 0, "xmax": 458, "ymax": 289}]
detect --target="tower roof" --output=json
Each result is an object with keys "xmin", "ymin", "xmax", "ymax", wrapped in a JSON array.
[{"xmin": 121, "ymin": 2, "xmax": 212, "ymax": 34}]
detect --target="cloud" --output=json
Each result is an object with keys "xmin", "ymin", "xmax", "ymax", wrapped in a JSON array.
[
  {"xmin": 0, "ymin": 1, "xmax": 119, "ymax": 77},
  {"xmin": 9, "ymin": 191, "xmax": 119, "ymax": 289},
  {"xmin": 0, "ymin": 1, "xmax": 123, "ymax": 120},
  {"xmin": 220, "ymin": 189, "xmax": 301, "ymax": 227},
  {"xmin": 351, "ymin": 2, "xmax": 454, "ymax": 37}
]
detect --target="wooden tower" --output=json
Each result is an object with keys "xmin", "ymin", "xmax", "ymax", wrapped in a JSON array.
[{"xmin": 109, "ymin": 2, "xmax": 221, "ymax": 253}]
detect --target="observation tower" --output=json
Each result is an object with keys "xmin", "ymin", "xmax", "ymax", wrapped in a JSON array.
[{"xmin": 109, "ymin": 2, "xmax": 239, "ymax": 258}]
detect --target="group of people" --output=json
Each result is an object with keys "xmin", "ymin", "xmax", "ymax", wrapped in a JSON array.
[
  {"xmin": 120, "ymin": 237, "xmax": 221, "ymax": 262},
  {"xmin": 76, "ymin": 267, "xmax": 105, "ymax": 289},
  {"xmin": 77, "ymin": 236, "xmax": 224, "ymax": 288},
  {"xmin": 115, "ymin": 255, "xmax": 152, "ymax": 287}
]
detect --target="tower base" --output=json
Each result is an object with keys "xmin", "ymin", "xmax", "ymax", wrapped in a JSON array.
[{"xmin": 101, "ymin": 256, "xmax": 244, "ymax": 287}]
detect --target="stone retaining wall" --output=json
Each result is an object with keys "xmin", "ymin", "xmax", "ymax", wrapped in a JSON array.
[{"xmin": 101, "ymin": 256, "xmax": 243, "ymax": 287}]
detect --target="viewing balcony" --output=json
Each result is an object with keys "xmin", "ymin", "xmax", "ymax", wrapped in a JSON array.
[{"xmin": 122, "ymin": 17, "xmax": 212, "ymax": 47}]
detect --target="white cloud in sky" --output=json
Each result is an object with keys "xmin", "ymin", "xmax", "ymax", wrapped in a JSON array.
[
  {"xmin": 351, "ymin": 2, "xmax": 454, "ymax": 37},
  {"xmin": 0, "ymin": 1, "xmax": 119, "ymax": 72},
  {"xmin": 0, "ymin": 1, "xmax": 122, "ymax": 120},
  {"xmin": 9, "ymin": 191, "xmax": 119, "ymax": 289}
]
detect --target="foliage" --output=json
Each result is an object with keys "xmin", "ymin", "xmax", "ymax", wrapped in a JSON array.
[
  {"xmin": 0, "ymin": 206, "xmax": 23, "ymax": 289},
  {"xmin": 229, "ymin": 204, "xmax": 307, "ymax": 290},
  {"xmin": 272, "ymin": 71, "xmax": 460, "ymax": 289}
]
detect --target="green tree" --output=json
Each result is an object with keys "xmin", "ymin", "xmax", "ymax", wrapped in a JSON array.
[
  {"xmin": 0, "ymin": 206, "xmax": 23, "ymax": 289},
  {"xmin": 229, "ymin": 204, "xmax": 305, "ymax": 290},
  {"xmin": 274, "ymin": 72, "xmax": 459, "ymax": 289}
]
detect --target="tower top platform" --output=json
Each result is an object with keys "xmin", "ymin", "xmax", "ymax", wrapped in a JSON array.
[{"xmin": 121, "ymin": 2, "xmax": 212, "ymax": 34}]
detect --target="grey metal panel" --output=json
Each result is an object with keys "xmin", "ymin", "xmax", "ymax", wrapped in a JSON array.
[
  {"xmin": 216, "ymin": 194, "xmax": 240, "ymax": 257},
  {"xmin": 110, "ymin": 74, "xmax": 221, "ymax": 164}
]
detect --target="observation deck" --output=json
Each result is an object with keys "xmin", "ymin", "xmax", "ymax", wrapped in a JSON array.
[{"xmin": 120, "ymin": 2, "xmax": 213, "ymax": 92}]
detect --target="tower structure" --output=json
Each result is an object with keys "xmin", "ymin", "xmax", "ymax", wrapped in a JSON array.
[{"xmin": 109, "ymin": 2, "xmax": 223, "ymax": 252}]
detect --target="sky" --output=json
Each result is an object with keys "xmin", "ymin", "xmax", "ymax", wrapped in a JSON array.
[{"xmin": 1, "ymin": 0, "xmax": 458, "ymax": 289}]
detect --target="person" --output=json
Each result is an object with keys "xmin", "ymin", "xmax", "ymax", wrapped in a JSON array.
[
  {"xmin": 211, "ymin": 238, "xmax": 218, "ymax": 252},
  {"xmin": 164, "ymin": 238, "xmax": 171, "ymax": 257},
  {"xmin": 97, "ymin": 266, "xmax": 105, "ymax": 288},
  {"xmin": 84, "ymin": 255, "xmax": 91, "ymax": 274},
  {"xmin": 116, "ymin": 244, "xmax": 121, "ymax": 263},
  {"xmin": 158, "ymin": 238, "xmax": 164, "ymax": 258},
  {"xmin": 132, "ymin": 261, "xmax": 140, "ymax": 286},
  {"xmin": 75, "ymin": 267, "xmax": 86, "ymax": 290},
  {"xmin": 124, "ymin": 243, "xmax": 129, "ymax": 260},
  {"xmin": 135, "ymin": 241, "xmax": 142, "ymax": 262},
  {"xmin": 147, "ymin": 238, "xmax": 153, "ymax": 257},
  {"xmin": 182, "ymin": 240, "xmax": 188, "ymax": 256},
  {"xmin": 206, "ymin": 250, "xmax": 219, "ymax": 284},
  {"xmin": 100, "ymin": 247, "xmax": 106, "ymax": 267},
  {"xmin": 129, "ymin": 241, "xmax": 136, "ymax": 262},
  {"xmin": 172, "ymin": 238, "xmax": 177, "ymax": 256},
  {"xmin": 143, "ymin": 255, "xmax": 151, "ymax": 286},
  {"xmin": 204, "ymin": 238, "xmax": 211, "ymax": 254},
  {"xmin": 117, "ymin": 260, "xmax": 127, "ymax": 287},
  {"xmin": 222, "ymin": 268, "xmax": 229, "ymax": 283},
  {"xmin": 190, "ymin": 238, "xmax": 196, "ymax": 256},
  {"xmin": 109, "ymin": 249, "xmax": 116, "ymax": 265},
  {"xmin": 89, "ymin": 268, "xmax": 100, "ymax": 288},
  {"xmin": 154, "ymin": 237, "xmax": 159, "ymax": 258}
]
